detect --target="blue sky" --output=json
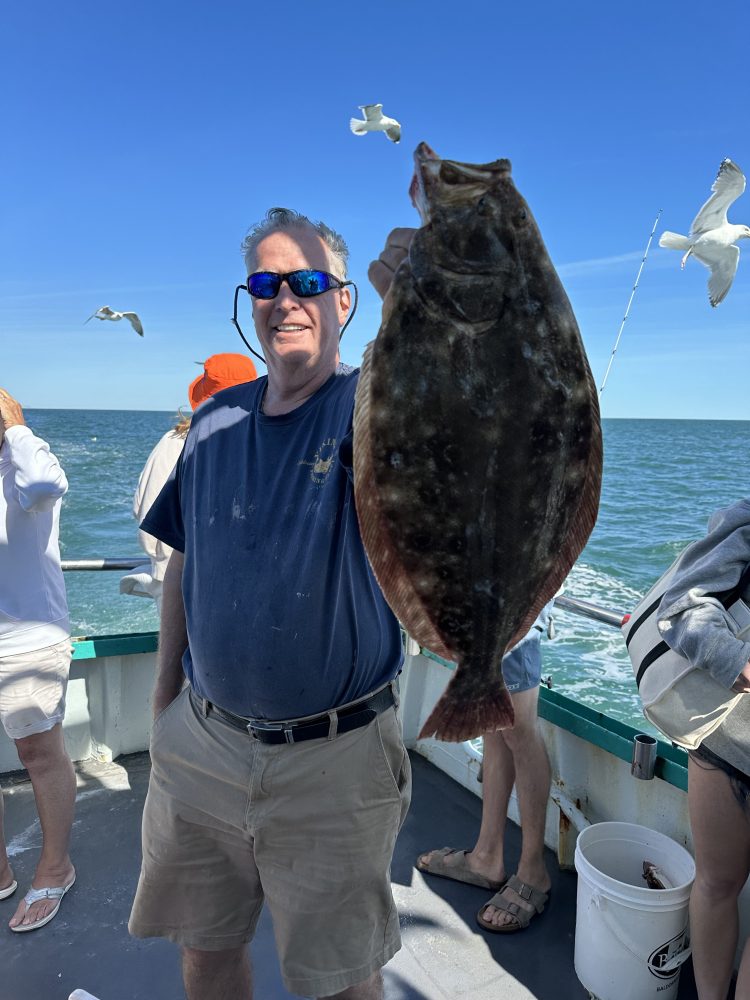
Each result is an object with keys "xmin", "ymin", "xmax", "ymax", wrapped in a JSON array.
[{"xmin": 2, "ymin": 1, "xmax": 748, "ymax": 419}]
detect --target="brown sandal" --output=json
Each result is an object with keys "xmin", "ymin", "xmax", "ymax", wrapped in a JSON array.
[
  {"xmin": 476, "ymin": 874, "xmax": 550, "ymax": 933},
  {"xmin": 416, "ymin": 847, "xmax": 505, "ymax": 891}
]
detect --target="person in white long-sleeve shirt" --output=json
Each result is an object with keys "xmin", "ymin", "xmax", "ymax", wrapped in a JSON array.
[{"xmin": 0, "ymin": 388, "xmax": 76, "ymax": 933}]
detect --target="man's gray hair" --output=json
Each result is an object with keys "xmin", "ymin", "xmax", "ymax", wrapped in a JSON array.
[{"xmin": 241, "ymin": 208, "xmax": 350, "ymax": 279}]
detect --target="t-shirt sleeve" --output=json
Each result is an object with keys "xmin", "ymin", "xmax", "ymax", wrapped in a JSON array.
[{"xmin": 139, "ymin": 450, "xmax": 185, "ymax": 553}]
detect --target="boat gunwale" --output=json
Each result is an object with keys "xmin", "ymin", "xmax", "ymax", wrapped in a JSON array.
[{"xmin": 70, "ymin": 631, "xmax": 688, "ymax": 792}]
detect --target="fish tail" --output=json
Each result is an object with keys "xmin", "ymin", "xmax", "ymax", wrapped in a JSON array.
[
  {"xmin": 418, "ymin": 669, "xmax": 514, "ymax": 743},
  {"xmin": 658, "ymin": 231, "xmax": 691, "ymax": 250}
]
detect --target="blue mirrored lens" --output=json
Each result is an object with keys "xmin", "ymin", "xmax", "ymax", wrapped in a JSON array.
[
  {"xmin": 248, "ymin": 273, "xmax": 281, "ymax": 299},
  {"xmin": 288, "ymin": 270, "xmax": 334, "ymax": 297}
]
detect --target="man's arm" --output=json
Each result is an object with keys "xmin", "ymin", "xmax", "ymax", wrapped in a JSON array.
[{"xmin": 152, "ymin": 550, "xmax": 188, "ymax": 718}]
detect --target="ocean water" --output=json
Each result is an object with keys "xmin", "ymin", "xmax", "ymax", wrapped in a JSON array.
[{"xmin": 23, "ymin": 409, "xmax": 750, "ymax": 731}]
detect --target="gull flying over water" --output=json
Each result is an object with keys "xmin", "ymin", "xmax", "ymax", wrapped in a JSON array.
[
  {"xmin": 659, "ymin": 159, "xmax": 750, "ymax": 306},
  {"xmin": 349, "ymin": 104, "xmax": 401, "ymax": 143},
  {"xmin": 85, "ymin": 305, "xmax": 144, "ymax": 337}
]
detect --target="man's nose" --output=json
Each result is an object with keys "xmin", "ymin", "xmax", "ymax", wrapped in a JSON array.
[{"xmin": 274, "ymin": 281, "xmax": 302, "ymax": 308}]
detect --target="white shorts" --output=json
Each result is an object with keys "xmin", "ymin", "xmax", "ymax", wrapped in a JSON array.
[{"xmin": 0, "ymin": 639, "xmax": 72, "ymax": 740}]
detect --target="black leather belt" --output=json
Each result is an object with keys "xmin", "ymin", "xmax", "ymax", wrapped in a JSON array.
[{"xmin": 190, "ymin": 685, "xmax": 395, "ymax": 744}]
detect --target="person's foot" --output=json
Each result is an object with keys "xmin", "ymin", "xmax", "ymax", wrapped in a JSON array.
[
  {"xmin": 417, "ymin": 847, "xmax": 505, "ymax": 889},
  {"xmin": 479, "ymin": 866, "xmax": 551, "ymax": 930},
  {"xmin": 0, "ymin": 861, "xmax": 16, "ymax": 897},
  {"xmin": 9, "ymin": 862, "xmax": 76, "ymax": 930}
]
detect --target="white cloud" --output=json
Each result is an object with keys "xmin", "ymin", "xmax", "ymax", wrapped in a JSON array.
[{"xmin": 557, "ymin": 250, "xmax": 672, "ymax": 279}]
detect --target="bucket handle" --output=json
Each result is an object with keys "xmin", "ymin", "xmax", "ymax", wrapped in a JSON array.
[{"xmin": 591, "ymin": 894, "xmax": 692, "ymax": 972}]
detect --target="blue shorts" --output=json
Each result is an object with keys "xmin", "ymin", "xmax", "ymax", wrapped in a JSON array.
[{"xmin": 501, "ymin": 630, "xmax": 543, "ymax": 694}]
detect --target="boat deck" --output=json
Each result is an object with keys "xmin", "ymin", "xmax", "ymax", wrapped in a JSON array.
[{"xmin": 2, "ymin": 751, "xmax": 702, "ymax": 1000}]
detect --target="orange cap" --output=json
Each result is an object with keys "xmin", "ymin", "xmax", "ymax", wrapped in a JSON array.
[{"xmin": 188, "ymin": 353, "xmax": 258, "ymax": 409}]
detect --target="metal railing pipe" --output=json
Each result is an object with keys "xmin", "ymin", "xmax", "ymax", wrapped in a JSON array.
[{"xmin": 61, "ymin": 558, "xmax": 145, "ymax": 571}]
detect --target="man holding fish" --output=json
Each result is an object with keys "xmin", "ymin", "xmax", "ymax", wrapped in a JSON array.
[
  {"xmin": 128, "ymin": 209, "xmax": 413, "ymax": 1000},
  {"xmin": 129, "ymin": 141, "xmax": 600, "ymax": 998}
]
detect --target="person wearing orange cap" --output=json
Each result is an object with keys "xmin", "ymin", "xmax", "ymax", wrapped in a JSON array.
[
  {"xmin": 187, "ymin": 353, "xmax": 258, "ymax": 411},
  {"xmin": 120, "ymin": 354, "xmax": 257, "ymax": 612}
]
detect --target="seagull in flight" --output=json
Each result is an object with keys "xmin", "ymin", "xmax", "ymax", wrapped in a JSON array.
[
  {"xmin": 85, "ymin": 305, "xmax": 144, "ymax": 336},
  {"xmin": 349, "ymin": 104, "xmax": 401, "ymax": 143},
  {"xmin": 659, "ymin": 159, "xmax": 750, "ymax": 306}
]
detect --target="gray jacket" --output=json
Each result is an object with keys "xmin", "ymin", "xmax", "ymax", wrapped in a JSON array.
[{"xmin": 657, "ymin": 499, "xmax": 750, "ymax": 771}]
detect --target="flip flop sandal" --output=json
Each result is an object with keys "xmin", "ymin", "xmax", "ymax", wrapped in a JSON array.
[
  {"xmin": 0, "ymin": 879, "xmax": 17, "ymax": 900},
  {"xmin": 416, "ymin": 847, "xmax": 505, "ymax": 891},
  {"xmin": 476, "ymin": 874, "xmax": 550, "ymax": 934},
  {"xmin": 10, "ymin": 875, "xmax": 76, "ymax": 933}
]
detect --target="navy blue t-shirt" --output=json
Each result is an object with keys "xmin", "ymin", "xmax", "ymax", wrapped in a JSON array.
[{"xmin": 141, "ymin": 367, "xmax": 402, "ymax": 720}]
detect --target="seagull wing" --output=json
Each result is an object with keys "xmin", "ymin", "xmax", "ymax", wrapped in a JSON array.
[
  {"xmin": 85, "ymin": 306, "xmax": 112, "ymax": 323},
  {"xmin": 695, "ymin": 244, "xmax": 741, "ymax": 306},
  {"xmin": 359, "ymin": 103, "xmax": 383, "ymax": 122},
  {"xmin": 690, "ymin": 159, "xmax": 746, "ymax": 236},
  {"xmin": 121, "ymin": 311, "xmax": 144, "ymax": 336},
  {"xmin": 384, "ymin": 120, "xmax": 401, "ymax": 143},
  {"xmin": 708, "ymin": 246, "xmax": 740, "ymax": 307}
]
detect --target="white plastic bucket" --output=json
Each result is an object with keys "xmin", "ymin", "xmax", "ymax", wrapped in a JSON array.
[{"xmin": 574, "ymin": 822, "xmax": 695, "ymax": 1000}]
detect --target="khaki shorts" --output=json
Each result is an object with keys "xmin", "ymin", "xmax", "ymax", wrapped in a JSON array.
[
  {"xmin": 129, "ymin": 686, "xmax": 412, "ymax": 997},
  {"xmin": 0, "ymin": 639, "xmax": 72, "ymax": 740}
]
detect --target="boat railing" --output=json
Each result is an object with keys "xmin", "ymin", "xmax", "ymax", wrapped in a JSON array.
[
  {"xmin": 62, "ymin": 558, "xmax": 147, "ymax": 571},
  {"xmin": 61, "ymin": 559, "xmax": 626, "ymax": 630},
  {"xmin": 58, "ymin": 558, "xmax": 689, "ymax": 802}
]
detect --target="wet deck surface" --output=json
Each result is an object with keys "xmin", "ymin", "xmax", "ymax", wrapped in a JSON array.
[{"xmin": 2, "ymin": 751, "xmax": 701, "ymax": 1000}]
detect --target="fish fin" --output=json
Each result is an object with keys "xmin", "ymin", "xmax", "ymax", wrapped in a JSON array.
[
  {"xmin": 353, "ymin": 342, "xmax": 453, "ymax": 661},
  {"xmin": 418, "ymin": 669, "xmax": 514, "ymax": 743}
]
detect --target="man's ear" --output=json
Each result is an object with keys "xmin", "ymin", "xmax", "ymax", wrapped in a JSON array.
[{"xmin": 337, "ymin": 287, "xmax": 352, "ymax": 326}]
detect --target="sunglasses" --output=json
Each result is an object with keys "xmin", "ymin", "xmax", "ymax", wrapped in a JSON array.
[
  {"xmin": 247, "ymin": 269, "xmax": 350, "ymax": 300},
  {"xmin": 231, "ymin": 270, "xmax": 359, "ymax": 366}
]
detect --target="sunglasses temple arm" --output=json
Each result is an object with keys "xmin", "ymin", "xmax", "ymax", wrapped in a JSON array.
[
  {"xmin": 339, "ymin": 281, "xmax": 358, "ymax": 341},
  {"xmin": 232, "ymin": 285, "xmax": 267, "ymax": 366}
]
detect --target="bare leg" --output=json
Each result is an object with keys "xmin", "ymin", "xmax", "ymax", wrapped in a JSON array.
[
  {"xmin": 183, "ymin": 946, "xmax": 252, "ymax": 1000},
  {"xmin": 9, "ymin": 724, "xmax": 76, "ymax": 929},
  {"xmin": 688, "ymin": 755, "xmax": 750, "ymax": 1000},
  {"xmin": 416, "ymin": 728, "xmax": 513, "ymax": 886},
  {"xmin": 471, "ymin": 728, "xmax": 515, "ymax": 880},
  {"xmin": 681, "ymin": 247, "xmax": 693, "ymax": 269},
  {"xmin": 481, "ymin": 686, "xmax": 551, "ymax": 929},
  {"xmin": 0, "ymin": 788, "xmax": 15, "ymax": 891},
  {"xmin": 321, "ymin": 970, "xmax": 383, "ymax": 999}
]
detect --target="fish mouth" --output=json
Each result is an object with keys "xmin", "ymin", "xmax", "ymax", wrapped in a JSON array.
[
  {"xmin": 410, "ymin": 142, "xmax": 440, "ymax": 222},
  {"xmin": 410, "ymin": 142, "xmax": 512, "ymax": 224}
]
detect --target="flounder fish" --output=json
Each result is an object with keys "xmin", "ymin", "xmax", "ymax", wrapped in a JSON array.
[{"xmin": 353, "ymin": 142, "xmax": 602, "ymax": 742}]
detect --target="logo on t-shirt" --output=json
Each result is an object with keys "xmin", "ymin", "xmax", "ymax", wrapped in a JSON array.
[{"xmin": 299, "ymin": 438, "xmax": 338, "ymax": 486}]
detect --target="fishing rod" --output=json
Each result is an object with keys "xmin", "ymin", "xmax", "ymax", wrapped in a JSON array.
[{"xmin": 598, "ymin": 209, "xmax": 662, "ymax": 396}]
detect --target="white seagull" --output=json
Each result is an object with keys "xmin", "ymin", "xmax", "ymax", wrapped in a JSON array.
[
  {"xmin": 349, "ymin": 104, "xmax": 401, "ymax": 144},
  {"xmin": 659, "ymin": 158, "xmax": 750, "ymax": 306},
  {"xmin": 85, "ymin": 305, "xmax": 144, "ymax": 337}
]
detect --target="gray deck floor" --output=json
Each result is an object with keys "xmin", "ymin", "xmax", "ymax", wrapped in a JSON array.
[{"xmin": 2, "ymin": 752, "xmax": 701, "ymax": 1000}]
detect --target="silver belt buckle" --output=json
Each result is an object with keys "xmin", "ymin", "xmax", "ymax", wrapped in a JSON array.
[{"xmin": 247, "ymin": 718, "xmax": 296, "ymax": 743}]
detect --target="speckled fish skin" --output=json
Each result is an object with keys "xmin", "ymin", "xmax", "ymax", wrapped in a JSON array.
[{"xmin": 353, "ymin": 142, "xmax": 602, "ymax": 742}]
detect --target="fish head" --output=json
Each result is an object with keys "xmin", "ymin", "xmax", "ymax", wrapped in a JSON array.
[
  {"xmin": 410, "ymin": 142, "xmax": 512, "ymax": 226},
  {"xmin": 407, "ymin": 144, "xmax": 549, "ymax": 325}
]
